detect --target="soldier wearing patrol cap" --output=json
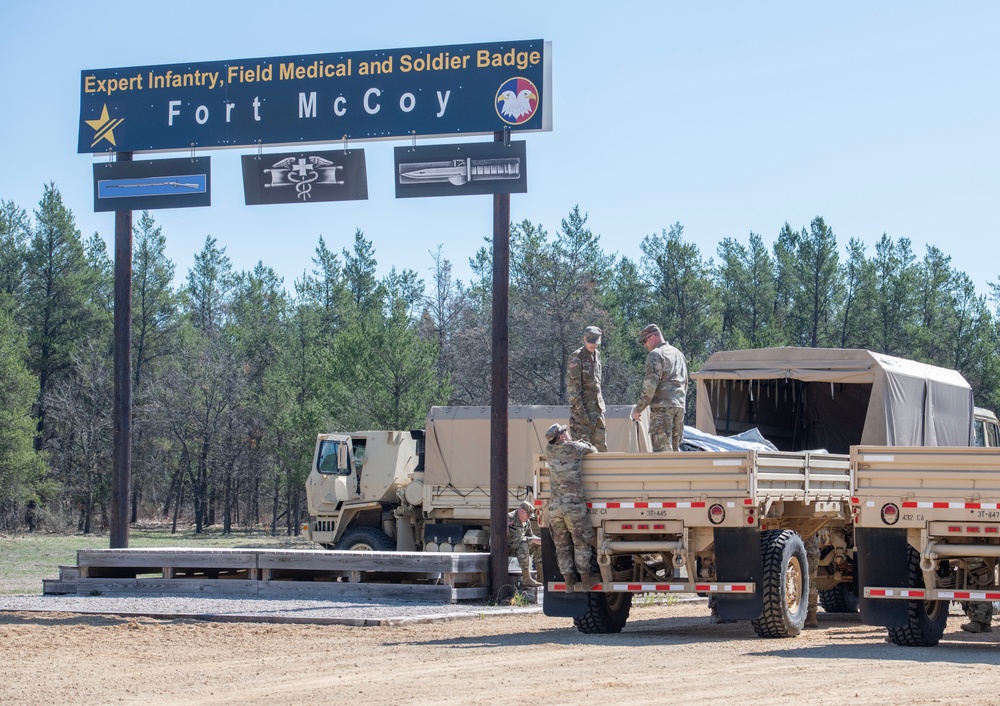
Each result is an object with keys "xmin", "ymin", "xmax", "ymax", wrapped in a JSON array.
[
  {"xmin": 566, "ymin": 325, "xmax": 607, "ymax": 451},
  {"xmin": 631, "ymin": 324, "xmax": 688, "ymax": 452},
  {"xmin": 544, "ymin": 423, "xmax": 598, "ymax": 593},
  {"xmin": 508, "ymin": 499, "xmax": 543, "ymax": 587}
]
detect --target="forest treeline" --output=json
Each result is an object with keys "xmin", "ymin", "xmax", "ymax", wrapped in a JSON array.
[{"xmin": 2, "ymin": 183, "xmax": 999, "ymax": 534}]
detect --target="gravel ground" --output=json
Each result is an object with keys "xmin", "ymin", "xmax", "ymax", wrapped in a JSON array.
[{"xmin": 0, "ymin": 593, "xmax": 541, "ymax": 625}]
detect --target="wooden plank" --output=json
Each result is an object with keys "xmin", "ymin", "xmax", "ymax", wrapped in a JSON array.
[
  {"xmin": 75, "ymin": 578, "xmax": 258, "ymax": 596},
  {"xmin": 256, "ymin": 580, "xmax": 455, "ymax": 601},
  {"xmin": 256, "ymin": 549, "xmax": 489, "ymax": 573},
  {"xmin": 43, "ymin": 580, "xmax": 77, "ymax": 595},
  {"xmin": 452, "ymin": 586, "xmax": 489, "ymax": 601},
  {"xmin": 77, "ymin": 549, "xmax": 257, "ymax": 570}
]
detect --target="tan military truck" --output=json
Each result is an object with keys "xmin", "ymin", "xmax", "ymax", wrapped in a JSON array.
[
  {"xmin": 304, "ymin": 405, "xmax": 648, "ymax": 552},
  {"xmin": 537, "ymin": 348, "xmax": 976, "ymax": 637},
  {"xmin": 853, "ymin": 443, "xmax": 1000, "ymax": 646}
]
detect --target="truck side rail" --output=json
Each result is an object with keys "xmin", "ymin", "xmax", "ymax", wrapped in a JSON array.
[{"xmin": 535, "ymin": 450, "xmax": 850, "ymax": 507}]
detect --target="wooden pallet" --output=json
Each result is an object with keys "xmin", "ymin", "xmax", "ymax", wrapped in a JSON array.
[{"xmin": 48, "ymin": 548, "xmax": 492, "ymax": 603}]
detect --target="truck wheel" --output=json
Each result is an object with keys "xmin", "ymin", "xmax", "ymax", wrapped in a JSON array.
[
  {"xmin": 573, "ymin": 556, "xmax": 633, "ymax": 634},
  {"xmin": 885, "ymin": 546, "xmax": 948, "ymax": 647},
  {"xmin": 751, "ymin": 530, "xmax": 808, "ymax": 638},
  {"xmin": 336, "ymin": 526, "xmax": 395, "ymax": 551},
  {"xmin": 573, "ymin": 591, "xmax": 632, "ymax": 634},
  {"xmin": 819, "ymin": 584, "xmax": 858, "ymax": 613}
]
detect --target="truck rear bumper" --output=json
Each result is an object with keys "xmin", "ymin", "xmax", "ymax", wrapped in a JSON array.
[
  {"xmin": 864, "ymin": 587, "xmax": 1000, "ymax": 601},
  {"xmin": 546, "ymin": 580, "xmax": 755, "ymax": 593}
]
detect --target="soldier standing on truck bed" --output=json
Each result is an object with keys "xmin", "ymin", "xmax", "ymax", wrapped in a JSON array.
[
  {"xmin": 567, "ymin": 325, "xmax": 608, "ymax": 452},
  {"xmin": 509, "ymin": 500, "xmax": 543, "ymax": 588},
  {"xmin": 545, "ymin": 423, "xmax": 597, "ymax": 593},
  {"xmin": 631, "ymin": 324, "xmax": 688, "ymax": 452}
]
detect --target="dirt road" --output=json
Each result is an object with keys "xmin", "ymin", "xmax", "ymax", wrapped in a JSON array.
[{"xmin": 1, "ymin": 601, "xmax": 996, "ymax": 705}]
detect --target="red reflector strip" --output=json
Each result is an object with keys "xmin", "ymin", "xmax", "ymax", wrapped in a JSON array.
[
  {"xmin": 948, "ymin": 526, "xmax": 962, "ymax": 533},
  {"xmin": 743, "ymin": 499, "xmax": 754, "ymax": 505},
  {"xmin": 986, "ymin": 527, "xmax": 999, "ymax": 534},
  {"xmin": 850, "ymin": 497, "xmax": 860, "ymax": 504},
  {"xmin": 622, "ymin": 524, "xmax": 633, "ymax": 530},
  {"xmin": 902, "ymin": 501, "xmax": 1000, "ymax": 509},
  {"xmin": 605, "ymin": 583, "xmax": 755, "ymax": 593},
  {"xmin": 968, "ymin": 526, "xmax": 981, "ymax": 533},
  {"xmin": 587, "ymin": 501, "xmax": 707, "ymax": 509},
  {"xmin": 638, "ymin": 524, "xmax": 649, "ymax": 530},
  {"xmin": 653, "ymin": 524, "xmax": 665, "ymax": 530}
]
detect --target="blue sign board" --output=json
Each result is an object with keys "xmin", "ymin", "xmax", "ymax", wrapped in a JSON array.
[
  {"xmin": 93, "ymin": 157, "xmax": 211, "ymax": 211},
  {"xmin": 79, "ymin": 40, "xmax": 550, "ymax": 154}
]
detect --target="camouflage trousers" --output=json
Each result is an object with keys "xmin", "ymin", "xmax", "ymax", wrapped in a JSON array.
[
  {"xmin": 510, "ymin": 534, "xmax": 543, "ymax": 574},
  {"xmin": 570, "ymin": 409, "xmax": 607, "ymax": 452},
  {"xmin": 805, "ymin": 534, "xmax": 819, "ymax": 612},
  {"xmin": 548, "ymin": 501, "xmax": 595, "ymax": 577},
  {"xmin": 967, "ymin": 601, "xmax": 994, "ymax": 626},
  {"xmin": 650, "ymin": 406, "xmax": 684, "ymax": 452}
]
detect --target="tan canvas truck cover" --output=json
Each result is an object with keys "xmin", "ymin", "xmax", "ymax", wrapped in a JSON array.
[
  {"xmin": 423, "ymin": 405, "xmax": 649, "ymax": 490},
  {"xmin": 692, "ymin": 347, "xmax": 974, "ymax": 453}
]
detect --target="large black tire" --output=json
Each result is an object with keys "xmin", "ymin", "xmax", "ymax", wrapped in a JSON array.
[
  {"xmin": 819, "ymin": 584, "xmax": 859, "ymax": 613},
  {"xmin": 573, "ymin": 592, "xmax": 633, "ymax": 634},
  {"xmin": 573, "ymin": 556, "xmax": 633, "ymax": 634},
  {"xmin": 885, "ymin": 546, "xmax": 948, "ymax": 647},
  {"xmin": 751, "ymin": 530, "xmax": 808, "ymax": 638},
  {"xmin": 336, "ymin": 526, "xmax": 396, "ymax": 551}
]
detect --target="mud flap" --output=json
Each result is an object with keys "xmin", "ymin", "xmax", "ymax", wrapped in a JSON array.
[
  {"xmin": 714, "ymin": 527, "xmax": 765, "ymax": 620},
  {"xmin": 856, "ymin": 527, "xmax": 909, "ymax": 627},
  {"xmin": 539, "ymin": 528, "xmax": 588, "ymax": 618}
]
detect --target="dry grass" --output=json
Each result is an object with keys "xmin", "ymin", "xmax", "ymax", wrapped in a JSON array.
[{"xmin": 0, "ymin": 524, "xmax": 314, "ymax": 595}]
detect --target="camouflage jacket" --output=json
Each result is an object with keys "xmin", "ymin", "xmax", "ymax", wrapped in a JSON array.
[
  {"xmin": 546, "ymin": 438, "xmax": 597, "ymax": 505},
  {"xmin": 507, "ymin": 510, "xmax": 537, "ymax": 544},
  {"xmin": 635, "ymin": 342, "xmax": 688, "ymax": 412},
  {"xmin": 567, "ymin": 346, "xmax": 605, "ymax": 416}
]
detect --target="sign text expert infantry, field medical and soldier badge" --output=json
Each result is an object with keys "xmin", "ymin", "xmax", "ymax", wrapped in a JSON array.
[{"xmin": 241, "ymin": 149, "xmax": 368, "ymax": 205}]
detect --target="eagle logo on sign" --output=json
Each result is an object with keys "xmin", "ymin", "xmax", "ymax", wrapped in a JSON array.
[{"xmin": 495, "ymin": 77, "xmax": 539, "ymax": 125}]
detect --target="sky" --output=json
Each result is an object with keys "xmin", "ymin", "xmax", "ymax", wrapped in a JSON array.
[{"xmin": 2, "ymin": 1, "xmax": 998, "ymax": 297}]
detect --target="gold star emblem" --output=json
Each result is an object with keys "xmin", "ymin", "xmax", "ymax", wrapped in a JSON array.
[{"xmin": 85, "ymin": 104, "xmax": 125, "ymax": 148}]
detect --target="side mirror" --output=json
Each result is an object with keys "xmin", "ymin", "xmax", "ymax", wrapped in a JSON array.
[{"xmin": 338, "ymin": 441, "xmax": 350, "ymax": 471}]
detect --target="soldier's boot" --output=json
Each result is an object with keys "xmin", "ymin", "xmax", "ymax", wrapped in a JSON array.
[
  {"xmin": 520, "ymin": 568, "xmax": 541, "ymax": 588},
  {"xmin": 562, "ymin": 573, "xmax": 577, "ymax": 593},
  {"xmin": 962, "ymin": 620, "xmax": 992, "ymax": 633},
  {"xmin": 804, "ymin": 608, "xmax": 819, "ymax": 629},
  {"xmin": 578, "ymin": 571, "xmax": 597, "ymax": 591}
]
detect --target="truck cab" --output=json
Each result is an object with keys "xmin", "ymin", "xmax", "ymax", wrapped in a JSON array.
[
  {"xmin": 974, "ymin": 407, "xmax": 1000, "ymax": 447},
  {"xmin": 305, "ymin": 430, "xmax": 424, "ymax": 550}
]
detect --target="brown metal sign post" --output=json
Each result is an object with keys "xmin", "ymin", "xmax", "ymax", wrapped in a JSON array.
[
  {"xmin": 489, "ymin": 130, "xmax": 511, "ymax": 600},
  {"xmin": 110, "ymin": 151, "xmax": 133, "ymax": 549}
]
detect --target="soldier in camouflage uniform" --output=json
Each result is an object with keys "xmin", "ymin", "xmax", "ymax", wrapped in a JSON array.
[
  {"xmin": 567, "ymin": 325, "xmax": 607, "ymax": 452},
  {"xmin": 631, "ymin": 324, "xmax": 688, "ymax": 452},
  {"xmin": 545, "ymin": 423, "xmax": 597, "ymax": 593},
  {"xmin": 508, "ymin": 500, "xmax": 543, "ymax": 587}
]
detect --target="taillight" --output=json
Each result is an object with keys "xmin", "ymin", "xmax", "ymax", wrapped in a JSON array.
[
  {"xmin": 709, "ymin": 504, "xmax": 726, "ymax": 525},
  {"xmin": 881, "ymin": 503, "xmax": 900, "ymax": 525}
]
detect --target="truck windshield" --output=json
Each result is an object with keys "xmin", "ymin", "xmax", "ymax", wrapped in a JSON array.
[{"xmin": 316, "ymin": 440, "xmax": 350, "ymax": 475}]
